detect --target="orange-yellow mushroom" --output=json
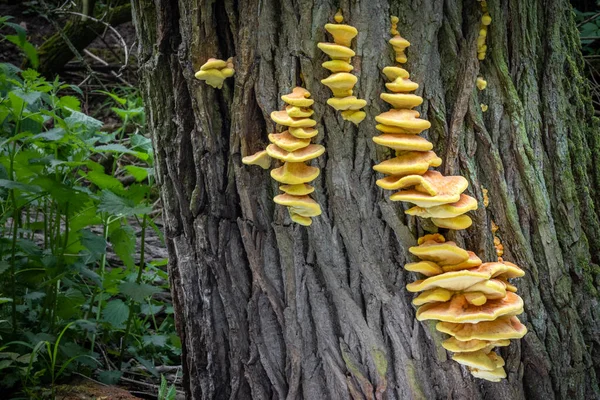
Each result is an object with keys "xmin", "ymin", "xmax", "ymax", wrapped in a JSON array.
[
  {"xmin": 242, "ymin": 150, "xmax": 271, "ymax": 169},
  {"xmin": 271, "ymin": 162, "xmax": 320, "ymax": 184}
]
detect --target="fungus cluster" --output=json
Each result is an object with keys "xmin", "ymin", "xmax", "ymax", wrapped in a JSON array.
[
  {"xmin": 242, "ymin": 87, "xmax": 323, "ymax": 226},
  {"xmin": 477, "ymin": 1, "xmax": 491, "ymax": 60},
  {"xmin": 194, "ymin": 57, "xmax": 234, "ymax": 89},
  {"xmin": 372, "ymin": 21, "xmax": 526, "ymax": 381},
  {"xmin": 317, "ymin": 11, "xmax": 367, "ymax": 125},
  {"xmin": 407, "ymin": 234, "xmax": 527, "ymax": 381}
]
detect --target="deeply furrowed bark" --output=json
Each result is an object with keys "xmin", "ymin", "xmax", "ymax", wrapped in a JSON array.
[{"xmin": 131, "ymin": 1, "xmax": 600, "ymax": 399}]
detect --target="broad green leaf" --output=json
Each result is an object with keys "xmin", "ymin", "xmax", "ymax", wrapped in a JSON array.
[
  {"xmin": 0, "ymin": 359, "xmax": 13, "ymax": 370},
  {"xmin": 59, "ymin": 96, "xmax": 81, "ymax": 111},
  {"xmin": 141, "ymin": 334, "xmax": 168, "ymax": 347},
  {"xmin": 0, "ymin": 179, "xmax": 42, "ymax": 193},
  {"xmin": 31, "ymin": 127, "xmax": 65, "ymax": 141},
  {"xmin": 65, "ymin": 110, "xmax": 103, "ymax": 132},
  {"xmin": 98, "ymin": 190, "xmax": 152, "ymax": 217},
  {"xmin": 123, "ymin": 165, "xmax": 148, "ymax": 182},
  {"xmin": 23, "ymin": 292, "xmax": 45, "ymax": 301},
  {"xmin": 109, "ymin": 225, "xmax": 136, "ymax": 268},
  {"xmin": 98, "ymin": 370, "xmax": 122, "ymax": 385},
  {"xmin": 0, "ymin": 298, "xmax": 13, "ymax": 305},
  {"xmin": 95, "ymin": 90, "xmax": 127, "ymax": 106},
  {"xmin": 102, "ymin": 299, "xmax": 129, "ymax": 329},
  {"xmin": 94, "ymin": 144, "xmax": 148, "ymax": 161},
  {"xmin": 119, "ymin": 282, "xmax": 160, "ymax": 303},
  {"xmin": 83, "ymin": 170, "xmax": 124, "ymax": 192},
  {"xmin": 141, "ymin": 303, "xmax": 163, "ymax": 316},
  {"xmin": 80, "ymin": 229, "xmax": 107, "ymax": 257}
]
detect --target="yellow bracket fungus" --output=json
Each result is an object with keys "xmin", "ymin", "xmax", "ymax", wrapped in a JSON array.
[
  {"xmin": 476, "ymin": 76, "xmax": 487, "ymax": 91},
  {"xmin": 194, "ymin": 57, "xmax": 235, "ymax": 89},
  {"xmin": 242, "ymin": 150, "xmax": 271, "ymax": 169}
]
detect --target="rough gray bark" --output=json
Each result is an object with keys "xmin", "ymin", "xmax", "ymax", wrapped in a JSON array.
[{"xmin": 131, "ymin": 0, "xmax": 600, "ymax": 399}]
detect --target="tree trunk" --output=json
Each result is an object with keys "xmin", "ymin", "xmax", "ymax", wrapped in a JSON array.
[{"xmin": 131, "ymin": 1, "xmax": 600, "ymax": 399}]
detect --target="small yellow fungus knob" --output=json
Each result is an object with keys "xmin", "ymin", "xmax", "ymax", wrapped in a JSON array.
[
  {"xmin": 481, "ymin": 104, "xmax": 489, "ymax": 112},
  {"xmin": 476, "ymin": 77, "xmax": 487, "ymax": 91},
  {"xmin": 482, "ymin": 13, "xmax": 492, "ymax": 25},
  {"xmin": 334, "ymin": 9, "xmax": 344, "ymax": 23}
]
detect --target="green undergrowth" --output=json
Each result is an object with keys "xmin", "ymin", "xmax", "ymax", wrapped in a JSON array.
[{"xmin": 0, "ymin": 16, "xmax": 178, "ymax": 399}]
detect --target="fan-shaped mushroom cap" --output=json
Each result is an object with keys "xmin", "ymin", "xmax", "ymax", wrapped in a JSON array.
[
  {"xmin": 271, "ymin": 162, "xmax": 320, "ymax": 184},
  {"xmin": 270, "ymin": 111, "xmax": 317, "ymax": 128},
  {"xmin": 390, "ymin": 185, "xmax": 467, "ymax": 207},
  {"xmin": 432, "ymin": 215, "xmax": 473, "ymax": 230},
  {"xmin": 464, "ymin": 291, "xmax": 488, "ymax": 306},
  {"xmin": 268, "ymin": 131, "xmax": 311, "ymax": 152},
  {"xmin": 441, "ymin": 251, "xmax": 482, "ymax": 272},
  {"xmin": 195, "ymin": 69, "xmax": 228, "ymax": 88},
  {"xmin": 406, "ymin": 194, "xmax": 478, "ymax": 218},
  {"xmin": 317, "ymin": 42, "xmax": 356, "ymax": 59},
  {"xmin": 377, "ymin": 171, "xmax": 466, "ymax": 195},
  {"xmin": 200, "ymin": 58, "xmax": 228, "ymax": 70},
  {"xmin": 436, "ymin": 316, "xmax": 528, "ymax": 341},
  {"xmin": 327, "ymin": 96, "xmax": 367, "ymax": 111},
  {"xmin": 274, "ymin": 194, "xmax": 322, "ymax": 217},
  {"xmin": 389, "ymin": 35, "xmax": 410, "ymax": 49},
  {"xmin": 281, "ymin": 87, "xmax": 314, "ymax": 107},
  {"xmin": 373, "ymin": 134, "xmax": 432, "ymax": 153},
  {"xmin": 409, "ymin": 240, "xmax": 470, "ymax": 266},
  {"xmin": 279, "ymin": 184, "xmax": 314, "ymax": 196},
  {"xmin": 465, "ymin": 279, "xmax": 507, "ymax": 300},
  {"xmin": 321, "ymin": 73, "xmax": 358, "ymax": 96},
  {"xmin": 286, "ymin": 105, "xmax": 314, "ymax": 118},
  {"xmin": 417, "ymin": 292, "xmax": 523, "ymax": 323},
  {"xmin": 290, "ymin": 212, "xmax": 312, "ymax": 226},
  {"xmin": 375, "ymin": 110, "xmax": 431, "ymax": 132},
  {"xmin": 289, "ymin": 127, "xmax": 318, "ymax": 139},
  {"xmin": 242, "ymin": 150, "xmax": 271, "ymax": 169},
  {"xmin": 382, "ymin": 66, "xmax": 410, "ymax": 81},
  {"xmin": 380, "ymin": 93, "xmax": 423, "ymax": 109},
  {"xmin": 407, "ymin": 271, "xmax": 488, "ymax": 293},
  {"xmin": 322, "ymin": 60, "xmax": 354, "ymax": 73},
  {"xmin": 442, "ymin": 337, "xmax": 511, "ymax": 353},
  {"xmin": 499, "ymin": 261, "xmax": 525, "ymax": 278},
  {"xmin": 404, "ymin": 260, "xmax": 443, "ymax": 276},
  {"xmin": 477, "ymin": 262, "xmax": 525, "ymax": 279},
  {"xmin": 412, "ymin": 288, "xmax": 453, "ymax": 306},
  {"xmin": 266, "ymin": 144, "xmax": 325, "ymax": 163},
  {"xmin": 373, "ymin": 151, "xmax": 441, "ymax": 176},
  {"xmin": 470, "ymin": 366, "xmax": 507, "ymax": 382},
  {"xmin": 385, "ymin": 77, "xmax": 419, "ymax": 93},
  {"xmin": 418, "ymin": 233, "xmax": 446, "ymax": 244},
  {"xmin": 452, "ymin": 350, "xmax": 502, "ymax": 372},
  {"xmin": 341, "ymin": 110, "xmax": 366, "ymax": 125},
  {"xmin": 498, "ymin": 278, "xmax": 518, "ymax": 292},
  {"xmin": 221, "ymin": 68, "xmax": 234, "ymax": 78},
  {"xmin": 325, "ymin": 23, "xmax": 358, "ymax": 47}
]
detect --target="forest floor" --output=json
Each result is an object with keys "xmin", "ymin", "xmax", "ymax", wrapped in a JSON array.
[{"xmin": 1, "ymin": 3, "xmax": 176, "ymax": 399}]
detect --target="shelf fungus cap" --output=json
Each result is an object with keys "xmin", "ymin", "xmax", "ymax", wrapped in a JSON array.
[
  {"xmin": 317, "ymin": 42, "xmax": 356, "ymax": 59},
  {"xmin": 194, "ymin": 69, "xmax": 228, "ymax": 89},
  {"xmin": 341, "ymin": 110, "xmax": 366, "ymax": 125},
  {"xmin": 442, "ymin": 337, "xmax": 511, "ymax": 353},
  {"xmin": 377, "ymin": 171, "xmax": 464, "ymax": 195},
  {"xmin": 385, "ymin": 77, "xmax": 419, "ymax": 93},
  {"xmin": 452, "ymin": 351, "xmax": 502, "ymax": 372},
  {"xmin": 436, "ymin": 316, "xmax": 528, "ymax": 341},
  {"xmin": 325, "ymin": 23, "xmax": 358, "ymax": 47},
  {"xmin": 404, "ymin": 260, "xmax": 443, "ymax": 277},
  {"xmin": 271, "ymin": 111, "xmax": 317, "ymax": 128},
  {"xmin": 390, "ymin": 181, "xmax": 469, "ymax": 207},
  {"xmin": 286, "ymin": 105, "xmax": 314, "ymax": 118},
  {"xmin": 200, "ymin": 58, "xmax": 228, "ymax": 70},
  {"xmin": 289, "ymin": 127, "xmax": 318, "ymax": 139},
  {"xmin": 375, "ymin": 110, "xmax": 431, "ymax": 132},
  {"xmin": 470, "ymin": 366, "xmax": 507, "ymax": 382},
  {"xmin": 280, "ymin": 184, "xmax": 314, "ymax": 196},
  {"xmin": 242, "ymin": 150, "xmax": 271, "ymax": 169},
  {"xmin": 432, "ymin": 215, "xmax": 473, "ymax": 230},
  {"xmin": 373, "ymin": 151, "xmax": 441, "ymax": 176},
  {"xmin": 442, "ymin": 251, "xmax": 483, "ymax": 272},
  {"xmin": 465, "ymin": 279, "xmax": 507, "ymax": 300},
  {"xmin": 477, "ymin": 261, "xmax": 525, "ymax": 279},
  {"xmin": 327, "ymin": 96, "xmax": 367, "ymax": 111},
  {"xmin": 406, "ymin": 194, "xmax": 478, "ymax": 219},
  {"xmin": 380, "ymin": 93, "xmax": 423, "ymax": 109},
  {"xmin": 389, "ymin": 35, "xmax": 410, "ymax": 50},
  {"xmin": 266, "ymin": 144, "xmax": 325, "ymax": 163},
  {"xmin": 382, "ymin": 66, "xmax": 410, "ymax": 81},
  {"xmin": 412, "ymin": 288, "xmax": 453, "ymax": 306},
  {"xmin": 271, "ymin": 162, "xmax": 320, "ymax": 184},
  {"xmin": 372, "ymin": 134, "xmax": 432, "ymax": 153},
  {"xmin": 322, "ymin": 60, "xmax": 354, "ymax": 73},
  {"xmin": 416, "ymin": 292, "xmax": 524, "ymax": 323},
  {"xmin": 281, "ymin": 87, "xmax": 314, "ymax": 107},
  {"xmin": 268, "ymin": 131, "xmax": 311, "ymax": 152},
  {"xmin": 274, "ymin": 194, "xmax": 322, "ymax": 217},
  {"xmin": 499, "ymin": 261, "xmax": 525, "ymax": 278},
  {"xmin": 418, "ymin": 233, "xmax": 446, "ymax": 244},
  {"xmin": 289, "ymin": 211, "xmax": 312, "ymax": 226},
  {"xmin": 321, "ymin": 73, "xmax": 358, "ymax": 92},
  {"xmin": 407, "ymin": 270, "xmax": 488, "ymax": 293},
  {"xmin": 408, "ymin": 240, "xmax": 470, "ymax": 267}
]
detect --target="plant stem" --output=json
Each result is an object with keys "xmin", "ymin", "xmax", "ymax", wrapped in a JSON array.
[{"xmin": 90, "ymin": 217, "xmax": 110, "ymax": 352}]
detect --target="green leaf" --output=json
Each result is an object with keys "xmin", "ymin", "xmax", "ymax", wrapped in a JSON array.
[
  {"xmin": 94, "ymin": 144, "xmax": 149, "ymax": 161},
  {"xmin": 119, "ymin": 282, "xmax": 160, "ymax": 303},
  {"xmin": 65, "ymin": 110, "xmax": 103, "ymax": 132},
  {"xmin": 0, "ymin": 297, "xmax": 13, "ymax": 305},
  {"xmin": 98, "ymin": 190, "xmax": 152, "ymax": 217},
  {"xmin": 141, "ymin": 303, "xmax": 163, "ymax": 316},
  {"xmin": 59, "ymin": 96, "xmax": 81, "ymax": 111},
  {"xmin": 23, "ymin": 292, "xmax": 45, "ymax": 301},
  {"xmin": 141, "ymin": 334, "xmax": 168, "ymax": 347},
  {"xmin": 98, "ymin": 370, "xmax": 122, "ymax": 385},
  {"xmin": 110, "ymin": 225, "xmax": 136, "ymax": 268},
  {"xmin": 102, "ymin": 299, "xmax": 129, "ymax": 329},
  {"xmin": 80, "ymin": 229, "xmax": 107, "ymax": 257},
  {"xmin": 135, "ymin": 356, "xmax": 158, "ymax": 377},
  {"xmin": 0, "ymin": 261, "xmax": 10, "ymax": 275},
  {"xmin": 31, "ymin": 127, "xmax": 65, "ymax": 141},
  {"xmin": 0, "ymin": 179, "xmax": 43, "ymax": 193},
  {"xmin": 123, "ymin": 165, "xmax": 148, "ymax": 182},
  {"xmin": 83, "ymin": 170, "xmax": 124, "ymax": 192},
  {"xmin": 95, "ymin": 90, "xmax": 127, "ymax": 106},
  {"xmin": 0, "ymin": 359, "xmax": 13, "ymax": 370}
]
